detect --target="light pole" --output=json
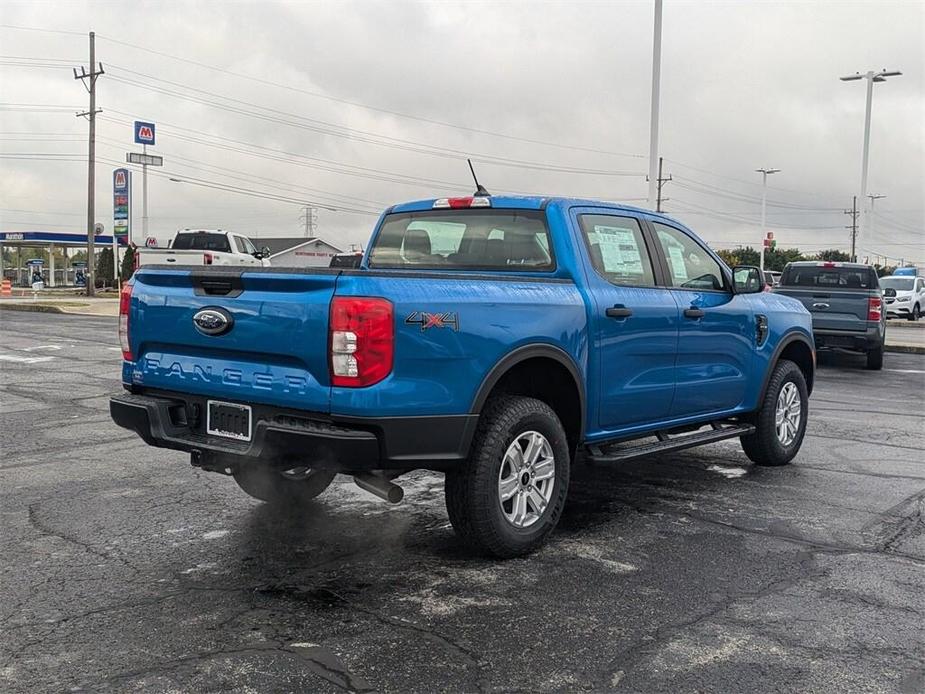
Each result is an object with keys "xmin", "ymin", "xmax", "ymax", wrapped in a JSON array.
[
  {"xmin": 647, "ymin": 0, "xmax": 663, "ymax": 209},
  {"xmin": 840, "ymin": 69, "xmax": 901, "ymax": 245},
  {"xmin": 756, "ymin": 168, "xmax": 780, "ymax": 275},
  {"xmin": 866, "ymin": 193, "xmax": 885, "ymax": 245}
]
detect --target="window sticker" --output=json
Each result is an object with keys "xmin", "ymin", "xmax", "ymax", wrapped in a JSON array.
[
  {"xmin": 667, "ymin": 245, "xmax": 688, "ymax": 281},
  {"xmin": 593, "ymin": 225, "xmax": 644, "ymax": 276}
]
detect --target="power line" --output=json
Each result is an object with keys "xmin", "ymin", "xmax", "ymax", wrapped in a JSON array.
[
  {"xmin": 104, "ymin": 68, "xmax": 644, "ymax": 176},
  {"xmin": 0, "ymin": 24, "xmax": 86, "ymax": 36},
  {"xmin": 96, "ymin": 34, "xmax": 646, "ymax": 160}
]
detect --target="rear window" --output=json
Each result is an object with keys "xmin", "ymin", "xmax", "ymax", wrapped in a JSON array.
[
  {"xmin": 879, "ymin": 277, "xmax": 914, "ymax": 291},
  {"xmin": 171, "ymin": 232, "xmax": 231, "ymax": 252},
  {"xmin": 780, "ymin": 265, "xmax": 877, "ymax": 289},
  {"xmin": 367, "ymin": 210, "xmax": 554, "ymax": 271}
]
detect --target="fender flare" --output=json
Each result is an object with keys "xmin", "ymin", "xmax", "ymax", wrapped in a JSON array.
[
  {"xmin": 469, "ymin": 343, "xmax": 586, "ymax": 433},
  {"xmin": 759, "ymin": 332, "xmax": 815, "ymax": 402}
]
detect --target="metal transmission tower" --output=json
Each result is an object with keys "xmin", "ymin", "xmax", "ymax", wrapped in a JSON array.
[
  {"xmin": 74, "ymin": 31, "xmax": 104, "ymax": 296},
  {"xmin": 299, "ymin": 206, "xmax": 317, "ymax": 237},
  {"xmin": 845, "ymin": 196, "xmax": 859, "ymax": 262}
]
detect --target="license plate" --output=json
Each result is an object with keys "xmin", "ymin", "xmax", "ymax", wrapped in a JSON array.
[{"xmin": 206, "ymin": 400, "xmax": 252, "ymax": 441}]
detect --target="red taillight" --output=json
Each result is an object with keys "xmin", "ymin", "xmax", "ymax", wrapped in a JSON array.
[
  {"xmin": 203, "ymin": 252, "xmax": 213, "ymax": 265},
  {"xmin": 868, "ymin": 296, "xmax": 882, "ymax": 321},
  {"xmin": 329, "ymin": 297, "xmax": 393, "ymax": 387},
  {"xmin": 119, "ymin": 283, "xmax": 133, "ymax": 361},
  {"xmin": 822, "ymin": 262, "xmax": 836, "ymax": 268}
]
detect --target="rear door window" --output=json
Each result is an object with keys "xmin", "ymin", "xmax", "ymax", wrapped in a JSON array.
[
  {"xmin": 781, "ymin": 266, "xmax": 875, "ymax": 289},
  {"xmin": 368, "ymin": 210, "xmax": 554, "ymax": 271},
  {"xmin": 577, "ymin": 214, "xmax": 656, "ymax": 287}
]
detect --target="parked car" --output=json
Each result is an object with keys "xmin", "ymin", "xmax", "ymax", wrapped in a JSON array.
[
  {"xmin": 111, "ymin": 195, "xmax": 815, "ymax": 557},
  {"xmin": 136, "ymin": 230, "xmax": 271, "ymax": 268},
  {"xmin": 763, "ymin": 270, "xmax": 782, "ymax": 287},
  {"xmin": 773, "ymin": 261, "xmax": 885, "ymax": 369},
  {"xmin": 881, "ymin": 274, "xmax": 924, "ymax": 321}
]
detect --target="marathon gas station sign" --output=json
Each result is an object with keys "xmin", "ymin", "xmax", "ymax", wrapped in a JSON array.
[{"xmin": 113, "ymin": 168, "xmax": 131, "ymax": 240}]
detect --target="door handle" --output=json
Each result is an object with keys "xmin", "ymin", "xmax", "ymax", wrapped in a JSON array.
[
  {"xmin": 683, "ymin": 307, "xmax": 705, "ymax": 319},
  {"xmin": 606, "ymin": 306, "xmax": 633, "ymax": 319}
]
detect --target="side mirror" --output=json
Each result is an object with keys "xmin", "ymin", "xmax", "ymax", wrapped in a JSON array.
[
  {"xmin": 733, "ymin": 265, "xmax": 764, "ymax": 294},
  {"xmin": 883, "ymin": 287, "xmax": 897, "ymax": 297}
]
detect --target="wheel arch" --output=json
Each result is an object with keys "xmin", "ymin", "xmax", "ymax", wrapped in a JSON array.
[
  {"xmin": 470, "ymin": 344, "xmax": 586, "ymax": 454},
  {"xmin": 760, "ymin": 333, "xmax": 815, "ymax": 402}
]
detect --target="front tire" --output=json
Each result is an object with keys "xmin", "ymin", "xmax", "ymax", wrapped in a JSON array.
[
  {"xmin": 909, "ymin": 304, "xmax": 920, "ymax": 322},
  {"xmin": 445, "ymin": 396, "xmax": 570, "ymax": 558},
  {"xmin": 741, "ymin": 359, "xmax": 808, "ymax": 467},
  {"xmin": 233, "ymin": 463, "xmax": 335, "ymax": 505}
]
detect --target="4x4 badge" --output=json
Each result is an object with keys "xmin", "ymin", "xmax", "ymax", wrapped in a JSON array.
[{"xmin": 405, "ymin": 311, "xmax": 459, "ymax": 332}]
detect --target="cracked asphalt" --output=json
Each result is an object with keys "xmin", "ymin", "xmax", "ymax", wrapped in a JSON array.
[{"xmin": 1, "ymin": 310, "xmax": 924, "ymax": 693}]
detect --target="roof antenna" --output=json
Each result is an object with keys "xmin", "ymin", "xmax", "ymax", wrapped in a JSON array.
[{"xmin": 467, "ymin": 158, "xmax": 490, "ymax": 197}]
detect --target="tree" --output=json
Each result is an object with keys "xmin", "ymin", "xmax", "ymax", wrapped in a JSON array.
[
  {"xmin": 764, "ymin": 247, "xmax": 806, "ymax": 272},
  {"xmin": 96, "ymin": 247, "xmax": 114, "ymax": 286},
  {"xmin": 120, "ymin": 245, "xmax": 136, "ymax": 282},
  {"xmin": 815, "ymin": 249, "xmax": 851, "ymax": 262}
]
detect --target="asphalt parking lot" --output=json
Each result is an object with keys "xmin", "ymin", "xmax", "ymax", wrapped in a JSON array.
[{"xmin": 1, "ymin": 310, "xmax": 923, "ymax": 693}]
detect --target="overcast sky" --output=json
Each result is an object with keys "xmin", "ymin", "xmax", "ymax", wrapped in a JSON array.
[{"xmin": 1, "ymin": 0, "xmax": 922, "ymax": 264}]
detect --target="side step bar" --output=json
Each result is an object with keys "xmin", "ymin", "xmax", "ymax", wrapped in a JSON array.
[{"xmin": 586, "ymin": 422, "xmax": 755, "ymax": 463}]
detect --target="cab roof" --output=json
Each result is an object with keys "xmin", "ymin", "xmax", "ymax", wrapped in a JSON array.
[{"xmin": 389, "ymin": 195, "xmax": 666, "ymax": 219}]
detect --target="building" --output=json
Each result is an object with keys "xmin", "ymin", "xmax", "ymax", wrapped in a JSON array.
[{"xmin": 260, "ymin": 236, "xmax": 343, "ymax": 267}]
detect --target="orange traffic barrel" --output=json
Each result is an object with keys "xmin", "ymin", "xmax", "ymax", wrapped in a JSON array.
[{"xmin": 0, "ymin": 279, "xmax": 11, "ymax": 296}]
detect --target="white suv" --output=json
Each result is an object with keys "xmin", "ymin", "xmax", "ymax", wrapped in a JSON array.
[{"xmin": 882, "ymin": 275, "xmax": 925, "ymax": 321}]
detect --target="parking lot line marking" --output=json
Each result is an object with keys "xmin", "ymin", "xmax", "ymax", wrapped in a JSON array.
[
  {"xmin": 0, "ymin": 354, "xmax": 56, "ymax": 364},
  {"xmin": 21, "ymin": 345, "xmax": 62, "ymax": 352},
  {"xmin": 884, "ymin": 369, "xmax": 925, "ymax": 374}
]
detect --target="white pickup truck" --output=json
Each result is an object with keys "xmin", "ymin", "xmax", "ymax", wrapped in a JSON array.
[{"xmin": 136, "ymin": 230, "xmax": 271, "ymax": 268}]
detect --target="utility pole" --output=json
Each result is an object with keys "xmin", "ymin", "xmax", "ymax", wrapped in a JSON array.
[
  {"xmin": 756, "ymin": 167, "xmax": 780, "ymax": 275},
  {"xmin": 655, "ymin": 156, "xmax": 672, "ymax": 212},
  {"xmin": 845, "ymin": 196, "xmax": 859, "ymax": 262},
  {"xmin": 74, "ymin": 32, "xmax": 103, "ymax": 296},
  {"xmin": 646, "ymin": 0, "xmax": 663, "ymax": 209}
]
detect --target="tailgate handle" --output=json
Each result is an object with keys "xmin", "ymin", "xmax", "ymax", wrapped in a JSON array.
[{"xmin": 192, "ymin": 273, "xmax": 244, "ymax": 298}]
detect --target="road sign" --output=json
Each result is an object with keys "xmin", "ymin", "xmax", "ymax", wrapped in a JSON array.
[
  {"xmin": 126, "ymin": 152, "xmax": 164, "ymax": 166},
  {"xmin": 134, "ymin": 121, "xmax": 156, "ymax": 145},
  {"xmin": 94, "ymin": 222, "xmax": 104, "ymax": 235},
  {"xmin": 113, "ymin": 168, "xmax": 131, "ymax": 239},
  {"xmin": 145, "ymin": 237, "xmax": 159, "ymax": 248}
]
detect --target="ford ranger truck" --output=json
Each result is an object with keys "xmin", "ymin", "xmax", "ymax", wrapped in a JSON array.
[{"xmin": 111, "ymin": 195, "xmax": 815, "ymax": 558}]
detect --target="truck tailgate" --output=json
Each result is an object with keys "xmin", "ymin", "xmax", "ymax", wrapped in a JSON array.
[
  {"xmin": 128, "ymin": 268, "xmax": 336, "ymax": 412},
  {"xmin": 774, "ymin": 287, "xmax": 870, "ymax": 331}
]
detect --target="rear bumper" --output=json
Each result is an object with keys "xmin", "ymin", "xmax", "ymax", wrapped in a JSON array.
[
  {"xmin": 813, "ymin": 325, "xmax": 883, "ymax": 352},
  {"xmin": 110, "ymin": 390, "xmax": 478, "ymax": 473}
]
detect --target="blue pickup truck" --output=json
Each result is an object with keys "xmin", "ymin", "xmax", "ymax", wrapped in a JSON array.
[{"xmin": 111, "ymin": 195, "xmax": 815, "ymax": 557}]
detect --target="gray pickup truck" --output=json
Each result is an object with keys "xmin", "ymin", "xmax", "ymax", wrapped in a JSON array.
[{"xmin": 773, "ymin": 261, "xmax": 885, "ymax": 370}]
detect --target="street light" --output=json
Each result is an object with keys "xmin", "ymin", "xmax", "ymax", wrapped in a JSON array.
[
  {"xmin": 756, "ymin": 167, "xmax": 780, "ymax": 275},
  {"xmin": 866, "ymin": 193, "xmax": 886, "ymax": 249},
  {"xmin": 840, "ymin": 69, "xmax": 901, "ymax": 245}
]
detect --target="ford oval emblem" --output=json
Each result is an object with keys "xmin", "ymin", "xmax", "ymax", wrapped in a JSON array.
[{"xmin": 193, "ymin": 308, "xmax": 233, "ymax": 336}]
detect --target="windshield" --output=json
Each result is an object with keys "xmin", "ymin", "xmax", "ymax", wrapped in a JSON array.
[
  {"xmin": 368, "ymin": 209, "xmax": 553, "ymax": 271},
  {"xmin": 879, "ymin": 277, "xmax": 914, "ymax": 291},
  {"xmin": 780, "ymin": 265, "xmax": 877, "ymax": 289},
  {"xmin": 171, "ymin": 232, "xmax": 231, "ymax": 252}
]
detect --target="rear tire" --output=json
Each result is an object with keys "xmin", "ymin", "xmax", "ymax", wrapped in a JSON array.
[
  {"xmin": 445, "ymin": 396, "xmax": 570, "ymax": 558},
  {"xmin": 741, "ymin": 359, "xmax": 808, "ymax": 467},
  {"xmin": 866, "ymin": 345, "xmax": 884, "ymax": 370},
  {"xmin": 233, "ymin": 463, "xmax": 335, "ymax": 505}
]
